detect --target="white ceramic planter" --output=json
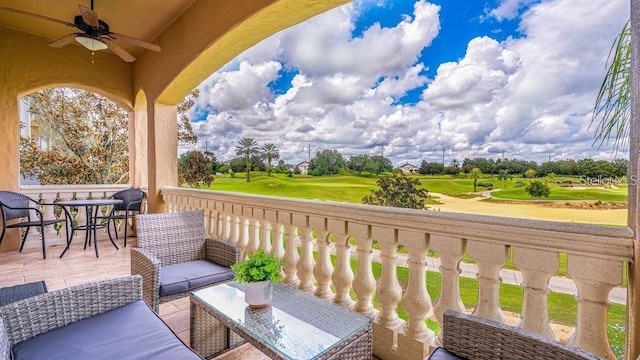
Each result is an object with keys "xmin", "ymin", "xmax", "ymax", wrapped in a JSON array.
[{"xmin": 244, "ymin": 280, "xmax": 273, "ymax": 308}]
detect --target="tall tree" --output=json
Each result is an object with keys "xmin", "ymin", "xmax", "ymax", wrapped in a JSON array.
[
  {"xmin": 235, "ymin": 138, "xmax": 260, "ymax": 182},
  {"xmin": 591, "ymin": 20, "xmax": 630, "ymax": 152},
  {"xmin": 177, "ymin": 88, "xmax": 200, "ymax": 145},
  {"xmin": 20, "ymin": 88, "xmax": 129, "ymax": 184},
  {"xmin": 497, "ymin": 169, "xmax": 511, "ymax": 188},
  {"xmin": 309, "ymin": 149, "xmax": 346, "ymax": 176},
  {"xmin": 469, "ymin": 167, "xmax": 483, "ymax": 192},
  {"xmin": 21, "ymin": 87, "xmax": 200, "ymax": 185},
  {"xmin": 261, "ymin": 143, "xmax": 280, "ymax": 177},
  {"xmin": 362, "ymin": 173, "xmax": 429, "ymax": 209},
  {"xmin": 178, "ymin": 150, "xmax": 216, "ymax": 188}
]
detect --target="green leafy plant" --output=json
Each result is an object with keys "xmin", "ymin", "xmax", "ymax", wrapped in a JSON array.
[{"xmin": 232, "ymin": 250, "xmax": 284, "ymax": 283}]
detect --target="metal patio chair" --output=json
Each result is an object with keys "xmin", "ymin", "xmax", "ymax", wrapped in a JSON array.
[
  {"xmin": 0, "ymin": 191, "xmax": 69, "ymax": 259},
  {"xmin": 102, "ymin": 188, "xmax": 146, "ymax": 247}
]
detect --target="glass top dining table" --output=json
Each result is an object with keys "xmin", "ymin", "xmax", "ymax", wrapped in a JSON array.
[{"xmin": 57, "ymin": 199, "xmax": 122, "ymax": 258}]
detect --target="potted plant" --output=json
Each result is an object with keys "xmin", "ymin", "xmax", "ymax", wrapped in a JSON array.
[{"xmin": 231, "ymin": 250, "xmax": 284, "ymax": 308}]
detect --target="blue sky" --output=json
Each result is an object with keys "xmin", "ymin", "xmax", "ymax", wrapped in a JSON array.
[{"xmin": 185, "ymin": 0, "xmax": 629, "ymax": 167}]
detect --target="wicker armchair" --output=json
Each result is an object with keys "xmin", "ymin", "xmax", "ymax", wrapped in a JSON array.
[
  {"xmin": 432, "ymin": 311, "xmax": 601, "ymax": 360},
  {"xmin": 131, "ymin": 210, "xmax": 240, "ymax": 312}
]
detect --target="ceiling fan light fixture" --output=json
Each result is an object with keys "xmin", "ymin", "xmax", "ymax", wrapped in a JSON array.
[{"xmin": 75, "ymin": 36, "xmax": 107, "ymax": 51}]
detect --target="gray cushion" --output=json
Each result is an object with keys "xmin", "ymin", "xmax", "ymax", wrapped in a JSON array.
[
  {"xmin": 0, "ymin": 281, "xmax": 47, "ymax": 306},
  {"xmin": 160, "ymin": 260, "xmax": 234, "ymax": 296},
  {"xmin": 12, "ymin": 300, "xmax": 202, "ymax": 360},
  {"xmin": 428, "ymin": 347, "xmax": 466, "ymax": 360}
]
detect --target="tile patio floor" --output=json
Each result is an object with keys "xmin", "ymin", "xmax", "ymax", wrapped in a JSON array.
[{"xmin": 0, "ymin": 233, "xmax": 268, "ymax": 360}]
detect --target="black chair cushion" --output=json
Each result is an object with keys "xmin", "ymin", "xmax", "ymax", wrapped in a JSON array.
[
  {"xmin": 12, "ymin": 300, "xmax": 202, "ymax": 360},
  {"xmin": 428, "ymin": 347, "xmax": 466, "ymax": 360},
  {"xmin": 0, "ymin": 281, "xmax": 47, "ymax": 306},
  {"xmin": 160, "ymin": 260, "xmax": 234, "ymax": 296}
]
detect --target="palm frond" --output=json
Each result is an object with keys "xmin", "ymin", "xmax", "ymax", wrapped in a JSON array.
[{"xmin": 590, "ymin": 20, "xmax": 631, "ymax": 153}]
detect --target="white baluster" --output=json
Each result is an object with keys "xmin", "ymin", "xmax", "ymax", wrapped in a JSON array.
[
  {"xmin": 512, "ymin": 247, "xmax": 557, "ymax": 338},
  {"xmin": 283, "ymin": 223, "xmax": 300, "ymax": 286},
  {"xmin": 375, "ymin": 228, "xmax": 404, "ymax": 330},
  {"xmin": 431, "ymin": 234, "xmax": 466, "ymax": 326},
  {"xmin": 399, "ymin": 230, "xmax": 435, "ymax": 349},
  {"xmin": 220, "ymin": 213, "xmax": 231, "ymax": 242},
  {"xmin": 259, "ymin": 221, "xmax": 272, "ymax": 253},
  {"xmin": 468, "ymin": 241, "xmax": 509, "ymax": 322},
  {"xmin": 351, "ymin": 224, "xmax": 378, "ymax": 317},
  {"xmin": 297, "ymin": 225, "xmax": 316, "ymax": 293},
  {"xmin": 271, "ymin": 223, "xmax": 285, "ymax": 260},
  {"xmin": 313, "ymin": 230, "xmax": 334, "ymax": 300},
  {"xmin": 237, "ymin": 216, "xmax": 249, "ymax": 255},
  {"xmin": 331, "ymin": 233, "xmax": 355, "ymax": 309},
  {"xmin": 229, "ymin": 214, "xmax": 240, "ymax": 246},
  {"xmin": 246, "ymin": 218, "xmax": 259, "ymax": 255},
  {"xmin": 567, "ymin": 255, "xmax": 621, "ymax": 359}
]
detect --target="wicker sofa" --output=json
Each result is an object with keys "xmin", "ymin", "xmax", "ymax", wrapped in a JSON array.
[
  {"xmin": 429, "ymin": 311, "xmax": 601, "ymax": 360},
  {"xmin": 131, "ymin": 210, "xmax": 240, "ymax": 312},
  {"xmin": 0, "ymin": 275, "xmax": 203, "ymax": 360}
]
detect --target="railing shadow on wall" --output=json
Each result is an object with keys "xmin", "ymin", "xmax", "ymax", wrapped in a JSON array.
[{"xmin": 162, "ymin": 186, "xmax": 633, "ymax": 360}]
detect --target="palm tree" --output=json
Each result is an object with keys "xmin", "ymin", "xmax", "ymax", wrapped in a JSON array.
[
  {"xmin": 497, "ymin": 169, "xmax": 511, "ymax": 188},
  {"xmin": 591, "ymin": 20, "xmax": 630, "ymax": 152},
  {"xmin": 469, "ymin": 167, "xmax": 483, "ymax": 192},
  {"xmin": 261, "ymin": 143, "xmax": 280, "ymax": 177},
  {"xmin": 235, "ymin": 138, "xmax": 260, "ymax": 182}
]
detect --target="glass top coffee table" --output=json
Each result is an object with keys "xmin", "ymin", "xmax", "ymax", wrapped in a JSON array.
[{"xmin": 190, "ymin": 282, "xmax": 373, "ymax": 360}]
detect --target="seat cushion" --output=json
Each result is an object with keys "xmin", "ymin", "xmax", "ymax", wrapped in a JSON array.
[
  {"xmin": 12, "ymin": 300, "xmax": 202, "ymax": 360},
  {"xmin": 160, "ymin": 260, "xmax": 234, "ymax": 296},
  {"xmin": 427, "ymin": 347, "xmax": 466, "ymax": 360}
]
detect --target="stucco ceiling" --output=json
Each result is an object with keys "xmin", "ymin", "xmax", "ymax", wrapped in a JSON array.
[{"xmin": 0, "ymin": 0, "xmax": 197, "ymax": 55}]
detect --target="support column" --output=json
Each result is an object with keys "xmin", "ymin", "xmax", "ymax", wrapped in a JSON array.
[
  {"xmin": 132, "ymin": 91, "xmax": 148, "ymax": 188},
  {"xmin": 146, "ymin": 102, "xmax": 178, "ymax": 214},
  {"xmin": 0, "ymin": 89, "xmax": 21, "ymax": 251},
  {"xmin": 627, "ymin": 1, "xmax": 640, "ymax": 359}
]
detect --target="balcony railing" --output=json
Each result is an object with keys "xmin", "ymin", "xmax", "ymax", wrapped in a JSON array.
[
  {"xmin": 162, "ymin": 186, "xmax": 634, "ymax": 360},
  {"xmin": 20, "ymin": 184, "xmax": 132, "ymax": 247}
]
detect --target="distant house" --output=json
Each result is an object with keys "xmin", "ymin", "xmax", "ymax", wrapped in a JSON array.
[
  {"xmin": 297, "ymin": 161, "xmax": 309, "ymax": 175},
  {"xmin": 399, "ymin": 163, "xmax": 417, "ymax": 174}
]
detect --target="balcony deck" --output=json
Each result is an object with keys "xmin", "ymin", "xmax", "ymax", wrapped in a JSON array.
[{"xmin": 0, "ymin": 234, "xmax": 270, "ymax": 360}]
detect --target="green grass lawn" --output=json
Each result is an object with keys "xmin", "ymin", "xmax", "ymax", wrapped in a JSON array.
[
  {"xmin": 208, "ymin": 173, "xmax": 629, "ymax": 203},
  {"xmin": 491, "ymin": 182, "xmax": 628, "ymax": 202}
]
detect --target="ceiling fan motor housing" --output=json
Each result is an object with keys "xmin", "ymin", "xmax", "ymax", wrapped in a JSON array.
[{"xmin": 74, "ymin": 15, "xmax": 109, "ymax": 37}]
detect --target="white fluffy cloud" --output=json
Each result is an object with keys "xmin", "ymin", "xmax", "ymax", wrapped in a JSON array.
[{"xmin": 183, "ymin": 0, "xmax": 630, "ymax": 166}]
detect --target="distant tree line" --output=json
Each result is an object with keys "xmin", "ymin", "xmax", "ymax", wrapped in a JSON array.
[{"xmin": 418, "ymin": 157, "xmax": 628, "ymax": 178}]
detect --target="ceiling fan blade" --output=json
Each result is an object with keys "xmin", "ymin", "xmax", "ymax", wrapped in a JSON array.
[
  {"xmin": 49, "ymin": 33, "xmax": 80, "ymax": 48},
  {"xmin": 1, "ymin": 7, "xmax": 76, "ymax": 27},
  {"xmin": 110, "ymin": 32, "xmax": 161, "ymax": 52},
  {"xmin": 104, "ymin": 39, "xmax": 135, "ymax": 62},
  {"xmin": 77, "ymin": 4, "xmax": 99, "ymax": 27}
]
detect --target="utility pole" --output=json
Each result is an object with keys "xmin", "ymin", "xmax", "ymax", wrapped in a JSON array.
[
  {"xmin": 205, "ymin": 140, "xmax": 208, "ymax": 152},
  {"xmin": 308, "ymin": 144, "xmax": 311, "ymax": 162},
  {"xmin": 442, "ymin": 145, "xmax": 445, "ymax": 166}
]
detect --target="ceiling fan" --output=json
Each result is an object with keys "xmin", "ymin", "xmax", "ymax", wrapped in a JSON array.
[{"xmin": 1, "ymin": 1, "xmax": 161, "ymax": 62}]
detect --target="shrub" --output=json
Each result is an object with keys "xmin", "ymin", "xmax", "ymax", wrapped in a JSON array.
[{"xmin": 514, "ymin": 181, "xmax": 525, "ymax": 188}]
